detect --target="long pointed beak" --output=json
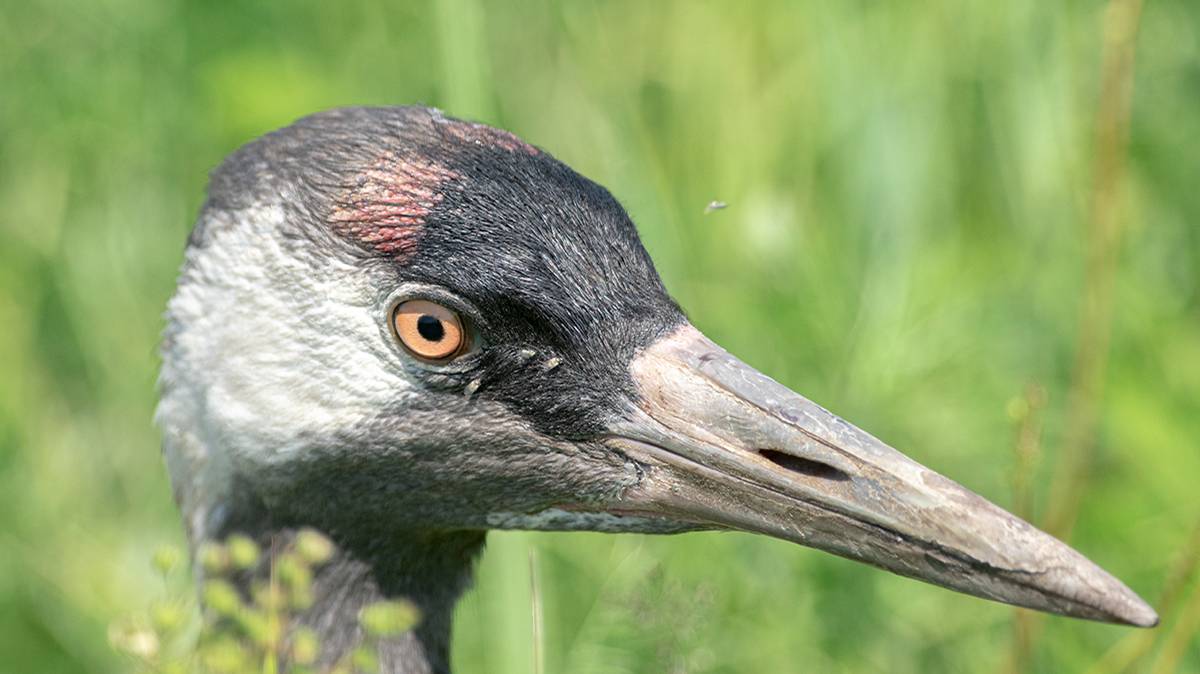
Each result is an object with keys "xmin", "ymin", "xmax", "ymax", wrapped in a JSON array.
[{"xmin": 606, "ymin": 324, "xmax": 1157, "ymax": 627}]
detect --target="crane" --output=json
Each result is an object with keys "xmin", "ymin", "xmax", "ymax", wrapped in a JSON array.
[{"xmin": 158, "ymin": 106, "xmax": 1156, "ymax": 673}]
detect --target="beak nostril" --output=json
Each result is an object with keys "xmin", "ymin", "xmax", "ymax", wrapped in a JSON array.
[{"xmin": 757, "ymin": 449, "xmax": 851, "ymax": 482}]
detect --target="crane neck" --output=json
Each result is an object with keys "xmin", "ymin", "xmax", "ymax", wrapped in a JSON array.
[{"xmin": 221, "ymin": 516, "xmax": 485, "ymax": 674}]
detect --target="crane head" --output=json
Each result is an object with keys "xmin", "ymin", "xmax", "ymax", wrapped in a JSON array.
[{"xmin": 159, "ymin": 106, "xmax": 1156, "ymax": 628}]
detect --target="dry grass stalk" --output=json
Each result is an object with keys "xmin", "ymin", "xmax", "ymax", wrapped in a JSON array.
[
  {"xmin": 1044, "ymin": 0, "xmax": 1146, "ymax": 540},
  {"xmin": 530, "ymin": 549, "xmax": 545, "ymax": 674},
  {"xmin": 1010, "ymin": 0, "xmax": 1146, "ymax": 669},
  {"xmin": 1005, "ymin": 383, "xmax": 1048, "ymax": 674}
]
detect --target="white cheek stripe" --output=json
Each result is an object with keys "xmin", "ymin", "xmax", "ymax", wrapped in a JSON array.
[{"xmin": 159, "ymin": 202, "xmax": 417, "ymax": 542}]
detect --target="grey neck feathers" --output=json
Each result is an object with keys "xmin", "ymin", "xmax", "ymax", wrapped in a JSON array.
[{"xmin": 222, "ymin": 503, "xmax": 485, "ymax": 674}]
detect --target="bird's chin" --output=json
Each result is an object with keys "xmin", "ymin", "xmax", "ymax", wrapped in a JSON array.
[{"xmin": 483, "ymin": 506, "xmax": 709, "ymax": 535}]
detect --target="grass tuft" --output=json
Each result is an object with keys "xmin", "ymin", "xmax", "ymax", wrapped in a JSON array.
[{"xmin": 109, "ymin": 530, "xmax": 421, "ymax": 673}]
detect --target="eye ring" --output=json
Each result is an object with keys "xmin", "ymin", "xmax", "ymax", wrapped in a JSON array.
[{"xmin": 391, "ymin": 299, "xmax": 470, "ymax": 363}]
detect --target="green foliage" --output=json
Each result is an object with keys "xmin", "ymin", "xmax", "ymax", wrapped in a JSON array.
[
  {"xmin": 1, "ymin": 0, "xmax": 1198, "ymax": 672},
  {"xmin": 108, "ymin": 531, "xmax": 420, "ymax": 674}
]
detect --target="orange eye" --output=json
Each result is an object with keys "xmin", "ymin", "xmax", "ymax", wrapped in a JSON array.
[{"xmin": 392, "ymin": 299, "xmax": 468, "ymax": 362}]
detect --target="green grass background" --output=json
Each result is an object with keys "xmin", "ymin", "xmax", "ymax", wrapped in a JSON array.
[{"xmin": 1, "ymin": 0, "xmax": 1198, "ymax": 672}]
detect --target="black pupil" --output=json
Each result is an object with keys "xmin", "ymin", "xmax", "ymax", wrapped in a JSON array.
[{"xmin": 416, "ymin": 315, "xmax": 445, "ymax": 342}]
